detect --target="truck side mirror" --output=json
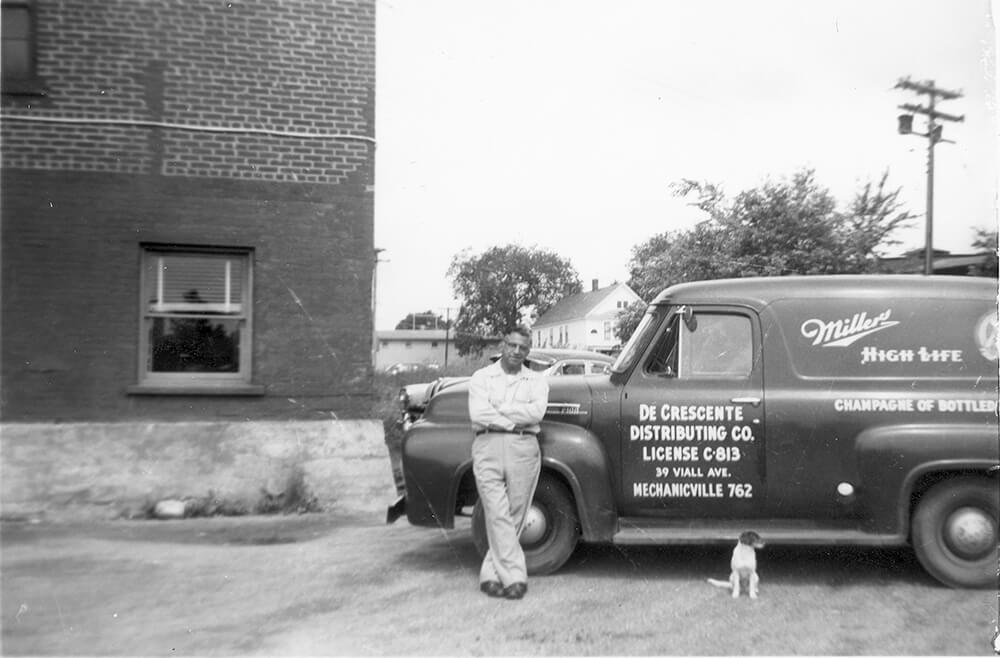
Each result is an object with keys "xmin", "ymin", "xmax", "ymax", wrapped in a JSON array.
[{"xmin": 680, "ymin": 305, "xmax": 697, "ymax": 332}]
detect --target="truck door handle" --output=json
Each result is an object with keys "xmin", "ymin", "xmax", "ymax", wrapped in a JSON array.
[{"xmin": 731, "ymin": 397, "xmax": 761, "ymax": 406}]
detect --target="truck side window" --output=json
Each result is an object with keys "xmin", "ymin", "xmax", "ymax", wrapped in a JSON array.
[
  {"xmin": 679, "ymin": 313, "xmax": 752, "ymax": 378},
  {"xmin": 645, "ymin": 315, "xmax": 679, "ymax": 376}
]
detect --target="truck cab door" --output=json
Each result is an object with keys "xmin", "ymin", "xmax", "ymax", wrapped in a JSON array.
[{"xmin": 619, "ymin": 305, "xmax": 765, "ymax": 517}]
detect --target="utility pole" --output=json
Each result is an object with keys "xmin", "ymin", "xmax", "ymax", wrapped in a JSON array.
[
  {"xmin": 443, "ymin": 307, "xmax": 450, "ymax": 368},
  {"xmin": 894, "ymin": 77, "xmax": 964, "ymax": 276},
  {"xmin": 440, "ymin": 306, "xmax": 457, "ymax": 369},
  {"xmin": 371, "ymin": 248, "xmax": 387, "ymax": 368}
]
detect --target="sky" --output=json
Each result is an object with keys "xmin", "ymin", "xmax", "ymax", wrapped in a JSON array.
[{"xmin": 373, "ymin": 0, "xmax": 997, "ymax": 330}]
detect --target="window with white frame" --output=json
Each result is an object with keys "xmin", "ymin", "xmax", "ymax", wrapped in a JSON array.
[{"xmin": 139, "ymin": 246, "xmax": 252, "ymax": 387}]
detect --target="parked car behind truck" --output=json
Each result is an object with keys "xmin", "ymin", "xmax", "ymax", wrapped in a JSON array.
[
  {"xmin": 387, "ymin": 276, "xmax": 999, "ymax": 588},
  {"xmin": 396, "ymin": 348, "xmax": 614, "ymax": 431}
]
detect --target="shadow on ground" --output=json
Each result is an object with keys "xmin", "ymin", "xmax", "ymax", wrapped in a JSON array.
[
  {"xmin": 1, "ymin": 513, "xmax": 357, "ymax": 546},
  {"xmin": 563, "ymin": 542, "xmax": 936, "ymax": 587},
  {"xmin": 396, "ymin": 521, "xmax": 937, "ymax": 589}
]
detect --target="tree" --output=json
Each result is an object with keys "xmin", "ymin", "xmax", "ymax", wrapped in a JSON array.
[
  {"xmin": 447, "ymin": 245, "xmax": 581, "ymax": 356},
  {"xmin": 614, "ymin": 300, "xmax": 648, "ymax": 346},
  {"xmin": 838, "ymin": 171, "xmax": 915, "ymax": 272},
  {"xmin": 618, "ymin": 169, "xmax": 914, "ymax": 342},
  {"xmin": 969, "ymin": 228, "xmax": 998, "ymax": 277},
  {"xmin": 394, "ymin": 310, "xmax": 451, "ymax": 331},
  {"xmin": 628, "ymin": 168, "xmax": 914, "ymax": 298}
]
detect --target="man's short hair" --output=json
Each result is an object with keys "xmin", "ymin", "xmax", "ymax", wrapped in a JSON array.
[{"xmin": 506, "ymin": 324, "xmax": 532, "ymax": 340}]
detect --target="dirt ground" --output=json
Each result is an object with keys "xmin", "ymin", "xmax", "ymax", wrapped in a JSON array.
[{"xmin": 2, "ymin": 512, "xmax": 997, "ymax": 656}]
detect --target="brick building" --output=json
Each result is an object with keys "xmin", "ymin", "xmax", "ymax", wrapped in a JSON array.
[
  {"xmin": 0, "ymin": 1, "xmax": 388, "ymax": 518},
  {"xmin": 2, "ymin": 0, "xmax": 376, "ymax": 421}
]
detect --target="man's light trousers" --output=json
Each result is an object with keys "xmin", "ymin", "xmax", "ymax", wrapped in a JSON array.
[{"xmin": 472, "ymin": 431, "xmax": 541, "ymax": 587}]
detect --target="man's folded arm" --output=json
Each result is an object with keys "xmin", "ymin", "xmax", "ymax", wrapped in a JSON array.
[
  {"xmin": 497, "ymin": 378, "xmax": 549, "ymax": 426},
  {"xmin": 468, "ymin": 372, "xmax": 516, "ymax": 430}
]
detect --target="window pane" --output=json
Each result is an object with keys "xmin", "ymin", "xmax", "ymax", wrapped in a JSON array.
[
  {"xmin": 614, "ymin": 309, "xmax": 661, "ymax": 373},
  {"xmin": 1, "ymin": 7, "xmax": 30, "ymax": 37},
  {"xmin": 645, "ymin": 315, "xmax": 678, "ymax": 375},
  {"xmin": 145, "ymin": 253, "xmax": 243, "ymax": 313},
  {"xmin": 2, "ymin": 7, "xmax": 30, "ymax": 79},
  {"xmin": 2, "ymin": 41, "xmax": 28, "ymax": 76},
  {"xmin": 149, "ymin": 317, "xmax": 241, "ymax": 373},
  {"xmin": 680, "ymin": 314, "xmax": 751, "ymax": 378}
]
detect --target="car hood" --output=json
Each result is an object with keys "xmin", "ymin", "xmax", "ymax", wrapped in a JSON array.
[{"xmin": 420, "ymin": 375, "xmax": 604, "ymax": 429}]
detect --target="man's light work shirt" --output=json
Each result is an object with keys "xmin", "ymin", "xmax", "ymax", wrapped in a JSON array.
[{"xmin": 468, "ymin": 361, "xmax": 549, "ymax": 433}]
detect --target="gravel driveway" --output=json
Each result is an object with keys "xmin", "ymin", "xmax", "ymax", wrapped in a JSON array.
[{"xmin": 2, "ymin": 512, "xmax": 996, "ymax": 655}]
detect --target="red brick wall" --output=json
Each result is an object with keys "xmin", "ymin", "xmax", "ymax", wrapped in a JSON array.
[{"xmin": 1, "ymin": 0, "xmax": 376, "ymax": 421}]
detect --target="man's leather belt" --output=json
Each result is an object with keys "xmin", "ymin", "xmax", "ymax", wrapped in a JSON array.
[{"xmin": 475, "ymin": 428, "xmax": 538, "ymax": 437}]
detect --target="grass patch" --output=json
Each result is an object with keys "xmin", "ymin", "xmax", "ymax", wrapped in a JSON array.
[
  {"xmin": 141, "ymin": 466, "xmax": 324, "ymax": 519},
  {"xmin": 185, "ymin": 491, "xmax": 249, "ymax": 517},
  {"xmin": 254, "ymin": 467, "xmax": 321, "ymax": 515}
]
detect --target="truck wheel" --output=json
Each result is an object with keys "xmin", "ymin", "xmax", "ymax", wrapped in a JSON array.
[
  {"xmin": 472, "ymin": 472, "xmax": 580, "ymax": 576},
  {"xmin": 911, "ymin": 477, "xmax": 998, "ymax": 589}
]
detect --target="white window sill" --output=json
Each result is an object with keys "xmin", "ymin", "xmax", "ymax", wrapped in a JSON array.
[{"xmin": 126, "ymin": 384, "xmax": 266, "ymax": 396}]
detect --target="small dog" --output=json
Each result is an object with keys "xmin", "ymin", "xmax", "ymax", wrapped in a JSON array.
[{"xmin": 707, "ymin": 531, "xmax": 764, "ymax": 599}]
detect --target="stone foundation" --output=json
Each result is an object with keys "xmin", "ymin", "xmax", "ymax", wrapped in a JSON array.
[{"xmin": 0, "ymin": 420, "xmax": 392, "ymax": 521}]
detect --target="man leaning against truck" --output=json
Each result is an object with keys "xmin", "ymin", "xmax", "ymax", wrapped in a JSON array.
[{"xmin": 469, "ymin": 325, "xmax": 550, "ymax": 600}]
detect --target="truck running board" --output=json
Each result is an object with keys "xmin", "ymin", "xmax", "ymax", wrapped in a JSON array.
[{"xmin": 612, "ymin": 518, "xmax": 905, "ymax": 547}]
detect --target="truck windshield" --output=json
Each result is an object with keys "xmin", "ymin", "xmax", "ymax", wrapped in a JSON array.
[{"xmin": 611, "ymin": 308, "xmax": 663, "ymax": 373}]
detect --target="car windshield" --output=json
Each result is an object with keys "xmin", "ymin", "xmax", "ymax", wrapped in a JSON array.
[
  {"xmin": 492, "ymin": 352, "xmax": 555, "ymax": 370},
  {"xmin": 611, "ymin": 308, "xmax": 663, "ymax": 373}
]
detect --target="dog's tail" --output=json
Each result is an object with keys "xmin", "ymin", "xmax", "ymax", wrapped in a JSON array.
[{"xmin": 706, "ymin": 578, "xmax": 731, "ymax": 589}]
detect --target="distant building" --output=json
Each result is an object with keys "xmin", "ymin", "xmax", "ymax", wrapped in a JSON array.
[
  {"xmin": 533, "ymin": 280, "xmax": 642, "ymax": 354},
  {"xmin": 376, "ymin": 330, "xmax": 499, "ymax": 371},
  {"xmin": 880, "ymin": 250, "xmax": 996, "ymax": 277}
]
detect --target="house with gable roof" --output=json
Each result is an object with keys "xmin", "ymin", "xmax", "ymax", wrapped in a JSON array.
[{"xmin": 532, "ymin": 280, "xmax": 642, "ymax": 354}]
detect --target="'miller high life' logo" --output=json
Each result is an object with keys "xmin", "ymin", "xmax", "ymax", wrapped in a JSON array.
[{"xmin": 800, "ymin": 310, "xmax": 899, "ymax": 347}]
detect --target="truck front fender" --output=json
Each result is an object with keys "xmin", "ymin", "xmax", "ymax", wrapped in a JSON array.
[
  {"xmin": 401, "ymin": 420, "xmax": 475, "ymax": 528},
  {"xmin": 404, "ymin": 420, "xmax": 619, "ymax": 541},
  {"xmin": 856, "ymin": 424, "xmax": 1000, "ymax": 536},
  {"xmin": 538, "ymin": 421, "xmax": 617, "ymax": 543}
]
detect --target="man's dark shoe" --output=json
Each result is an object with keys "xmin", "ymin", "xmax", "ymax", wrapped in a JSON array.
[
  {"xmin": 503, "ymin": 582, "xmax": 527, "ymax": 600},
  {"xmin": 480, "ymin": 581, "xmax": 504, "ymax": 597}
]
